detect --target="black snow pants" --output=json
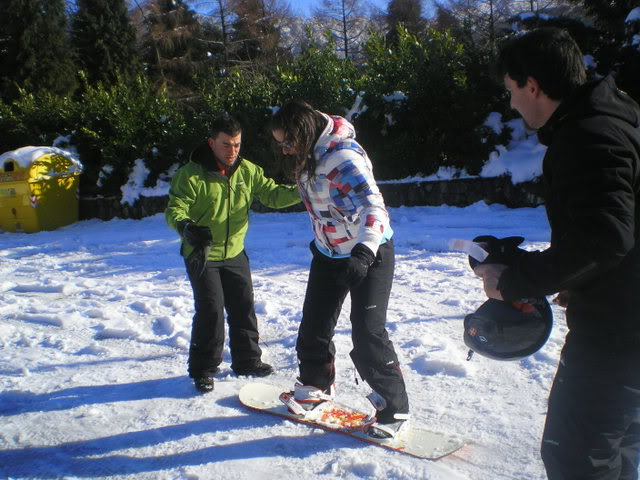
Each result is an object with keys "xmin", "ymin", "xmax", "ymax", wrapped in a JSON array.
[
  {"xmin": 186, "ymin": 250, "xmax": 262, "ymax": 377},
  {"xmin": 541, "ymin": 332, "xmax": 640, "ymax": 480},
  {"xmin": 296, "ymin": 239, "xmax": 409, "ymax": 421}
]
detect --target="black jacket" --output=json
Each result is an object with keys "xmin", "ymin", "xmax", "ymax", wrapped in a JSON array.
[{"xmin": 499, "ymin": 75, "xmax": 640, "ymax": 340}]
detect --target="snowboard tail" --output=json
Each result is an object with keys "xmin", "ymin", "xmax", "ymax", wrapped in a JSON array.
[{"xmin": 238, "ymin": 382, "xmax": 468, "ymax": 460}]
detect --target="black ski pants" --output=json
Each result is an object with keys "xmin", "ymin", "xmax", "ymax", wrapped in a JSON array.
[
  {"xmin": 185, "ymin": 250, "xmax": 262, "ymax": 377},
  {"xmin": 542, "ymin": 332, "xmax": 640, "ymax": 480},
  {"xmin": 296, "ymin": 239, "xmax": 409, "ymax": 421}
]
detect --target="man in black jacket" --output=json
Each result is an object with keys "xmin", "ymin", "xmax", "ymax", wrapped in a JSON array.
[{"xmin": 475, "ymin": 28, "xmax": 640, "ymax": 479}]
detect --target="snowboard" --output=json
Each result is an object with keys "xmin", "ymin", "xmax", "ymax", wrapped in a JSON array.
[{"xmin": 238, "ymin": 382, "xmax": 468, "ymax": 460}]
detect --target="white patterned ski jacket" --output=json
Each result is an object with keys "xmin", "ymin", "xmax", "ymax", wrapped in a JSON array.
[{"xmin": 298, "ymin": 113, "xmax": 393, "ymax": 258}]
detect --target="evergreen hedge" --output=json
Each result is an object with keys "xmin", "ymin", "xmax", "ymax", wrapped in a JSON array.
[{"xmin": 1, "ymin": 15, "xmax": 638, "ymax": 199}]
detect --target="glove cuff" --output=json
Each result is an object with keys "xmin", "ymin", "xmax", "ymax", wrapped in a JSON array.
[
  {"xmin": 177, "ymin": 219, "xmax": 194, "ymax": 235},
  {"xmin": 351, "ymin": 243, "xmax": 376, "ymax": 267}
]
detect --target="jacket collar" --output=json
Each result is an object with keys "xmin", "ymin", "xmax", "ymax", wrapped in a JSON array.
[{"xmin": 538, "ymin": 75, "xmax": 640, "ymax": 146}]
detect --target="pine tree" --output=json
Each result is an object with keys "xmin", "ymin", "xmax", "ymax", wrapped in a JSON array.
[
  {"xmin": 231, "ymin": 0, "xmax": 289, "ymax": 66},
  {"xmin": 569, "ymin": 0, "xmax": 638, "ymax": 40},
  {"xmin": 71, "ymin": 0, "xmax": 142, "ymax": 86},
  {"xmin": 386, "ymin": 0, "xmax": 426, "ymax": 44},
  {"xmin": 192, "ymin": 0, "xmax": 238, "ymax": 68},
  {"xmin": 140, "ymin": 0, "xmax": 208, "ymax": 99},
  {"xmin": 575, "ymin": 0, "xmax": 640, "ymax": 102},
  {"xmin": 0, "ymin": 0, "xmax": 77, "ymax": 101}
]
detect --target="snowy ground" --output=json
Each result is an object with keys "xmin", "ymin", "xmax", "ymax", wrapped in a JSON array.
[{"xmin": 1, "ymin": 202, "xmax": 567, "ymax": 480}]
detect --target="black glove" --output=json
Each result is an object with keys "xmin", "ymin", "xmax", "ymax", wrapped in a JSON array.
[
  {"xmin": 468, "ymin": 235, "xmax": 525, "ymax": 270},
  {"xmin": 186, "ymin": 244, "xmax": 211, "ymax": 278},
  {"xmin": 337, "ymin": 243, "xmax": 376, "ymax": 288},
  {"xmin": 178, "ymin": 220, "xmax": 213, "ymax": 247}
]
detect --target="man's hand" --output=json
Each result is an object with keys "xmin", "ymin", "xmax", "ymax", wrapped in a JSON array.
[
  {"xmin": 552, "ymin": 290, "xmax": 570, "ymax": 308},
  {"xmin": 473, "ymin": 263, "xmax": 508, "ymax": 301},
  {"xmin": 337, "ymin": 243, "xmax": 376, "ymax": 288},
  {"xmin": 178, "ymin": 220, "xmax": 213, "ymax": 247}
]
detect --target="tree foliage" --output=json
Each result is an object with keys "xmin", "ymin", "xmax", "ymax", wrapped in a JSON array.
[
  {"xmin": 0, "ymin": 74, "xmax": 190, "ymax": 196},
  {"xmin": 231, "ymin": 0, "xmax": 287, "ymax": 65},
  {"xmin": 0, "ymin": 0, "xmax": 638, "ymax": 200},
  {"xmin": 140, "ymin": 0, "xmax": 209, "ymax": 100},
  {"xmin": 0, "ymin": 0, "xmax": 77, "ymax": 102},
  {"xmin": 313, "ymin": 0, "xmax": 372, "ymax": 61},
  {"xmin": 0, "ymin": 91, "xmax": 75, "ymax": 154},
  {"xmin": 357, "ymin": 27, "xmax": 499, "ymax": 177},
  {"xmin": 197, "ymin": 68, "xmax": 276, "ymax": 171},
  {"xmin": 569, "ymin": 0, "xmax": 638, "ymax": 40},
  {"xmin": 190, "ymin": 0, "xmax": 238, "ymax": 67},
  {"xmin": 277, "ymin": 34, "xmax": 357, "ymax": 113},
  {"xmin": 71, "ymin": 0, "xmax": 141, "ymax": 86},
  {"xmin": 386, "ymin": 0, "xmax": 426, "ymax": 44},
  {"xmin": 616, "ymin": 9, "xmax": 640, "ymax": 102},
  {"xmin": 568, "ymin": 1, "xmax": 640, "ymax": 101},
  {"xmin": 73, "ymin": 75, "xmax": 190, "ymax": 195}
]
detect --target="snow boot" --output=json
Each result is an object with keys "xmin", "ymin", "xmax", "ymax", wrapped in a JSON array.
[
  {"xmin": 365, "ymin": 391, "xmax": 409, "ymax": 438},
  {"xmin": 232, "ymin": 360, "xmax": 273, "ymax": 377},
  {"xmin": 366, "ymin": 417, "xmax": 409, "ymax": 439},
  {"xmin": 193, "ymin": 376, "xmax": 214, "ymax": 393}
]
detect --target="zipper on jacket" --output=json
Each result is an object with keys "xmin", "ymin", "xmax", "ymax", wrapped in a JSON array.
[
  {"xmin": 224, "ymin": 176, "xmax": 231, "ymax": 258},
  {"xmin": 221, "ymin": 159, "xmax": 243, "ymax": 259}
]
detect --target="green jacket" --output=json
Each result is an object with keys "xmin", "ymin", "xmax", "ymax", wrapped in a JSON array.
[{"xmin": 165, "ymin": 142, "xmax": 300, "ymax": 261}]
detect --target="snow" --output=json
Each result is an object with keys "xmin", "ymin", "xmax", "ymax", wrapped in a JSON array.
[
  {"xmin": 483, "ymin": 111, "xmax": 504, "ymax": 135},
  {"xmin": 0, "ymin": 119, "xmax": 578, "ymax": 479},
  {"xmin": 583, "ymin": 54, "xmax": 597, "ymax": 71},
  {"xmin": 1, "ymin": 195, "xmax": 571, "ymax": 480},
  {"xmin": 480, "ymin": 118, "xmax": 545, "ymax": 184},
  {"xmin": 383, "ymin": 91, "xmax": 408, "ymax": 103},
  {"xmin": 120, "ymin": 159, "xmax": 175, "ymax": 206},
  {"xmin": 0, "ymin": 146, "xmax": 83, "ymax": 173},
  {"xmin": 377, "ymin": 115, "xmax": 545, "ymax": 185},
  {"xmin": 517, "ymin": 12, "xmax": 551, "ymax": 21},
  {"xmin": 625, "ymin": 8, "xmax": 640, "ymax": 50}
]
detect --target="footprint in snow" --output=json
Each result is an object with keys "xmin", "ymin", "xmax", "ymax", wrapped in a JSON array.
[
  {"xmin": 152, "ymin": 316, "xmax": 175, "ymax": 336},
  {"xmin": 411, "ymin": 355, "xmax": 468, "ymax": 377}
]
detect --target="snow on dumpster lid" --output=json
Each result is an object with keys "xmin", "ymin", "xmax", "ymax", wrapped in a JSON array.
[{"xmin": 0, "ymin": 146, "xmax": 83, "ymax": 173}]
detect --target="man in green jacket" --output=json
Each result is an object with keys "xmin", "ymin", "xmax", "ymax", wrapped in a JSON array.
[{"xmin": 166, "ymin": 114, "xmax": 300, "ymax": 393}]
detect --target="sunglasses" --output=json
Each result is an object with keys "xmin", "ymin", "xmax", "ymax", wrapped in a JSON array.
[{"xmin": 273, "ymin": 138, "xmax": 294, "ymax": 149}]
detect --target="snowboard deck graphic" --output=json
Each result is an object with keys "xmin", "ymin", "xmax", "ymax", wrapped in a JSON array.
[{"xmin": 238, "ymin": 382, "xmax": 468, "ymax": 460}]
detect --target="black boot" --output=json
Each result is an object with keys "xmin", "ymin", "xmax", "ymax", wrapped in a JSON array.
[
  {"xmin": 193, "ymin": 376, "xmax": 214, "ymax": 393},
  {"xmin": 232, "ymin": 360, "xmax": 273, "ymax": 377}
]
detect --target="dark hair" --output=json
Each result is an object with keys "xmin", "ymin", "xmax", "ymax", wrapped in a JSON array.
[
  {"xmin": 495, "ymin": 28, "xmax": 587, "ymax": 100},
  {"xmin": 210, "ymin": 113, "xmax": 242, "ymax": 139},
  {"xmin": 269, "ymin": 100, "xmax": 327, "ymax": 182}
]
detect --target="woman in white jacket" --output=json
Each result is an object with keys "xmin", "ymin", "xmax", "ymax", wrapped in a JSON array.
[{"xmin": 270, "ymin": 100, "xmax": 410, "ymax": 438}]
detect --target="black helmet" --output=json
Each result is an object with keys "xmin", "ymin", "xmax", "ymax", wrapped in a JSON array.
[
  {"xmin": 464, "ymin": 235, "xmax": 553, "ymax": 361},
  {"xmin": 464, "ymin": 297, "xmax": 553, "ymax": 361}
]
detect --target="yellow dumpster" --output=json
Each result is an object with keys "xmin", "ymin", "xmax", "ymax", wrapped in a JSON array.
[{"xmin": 0, "ymin": 146, "xmax": 83, "ymax": 233}]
